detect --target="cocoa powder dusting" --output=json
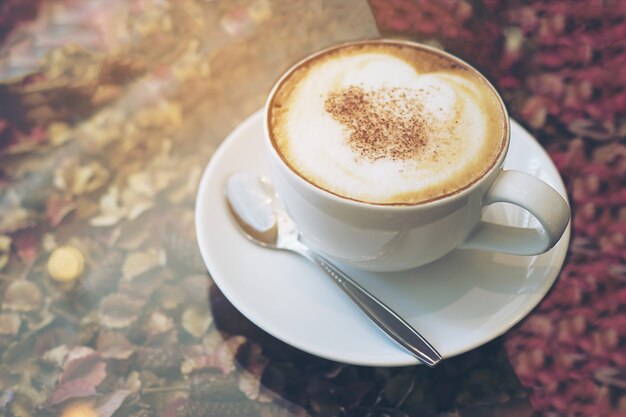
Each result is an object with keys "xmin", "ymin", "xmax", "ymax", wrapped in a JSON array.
[{"xmin": 324, "ymin": 86, "xmax": 434, "ymax": 161}]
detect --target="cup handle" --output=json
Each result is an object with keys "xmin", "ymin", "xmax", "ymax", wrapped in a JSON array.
[{"xmin": 460, "ymin": 170, "xmax": 570, "ymax": 255}]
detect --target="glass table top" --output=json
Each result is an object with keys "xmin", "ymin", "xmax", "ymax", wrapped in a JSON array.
[{"xmin": 0, "ymin": 1, "xmax": 624, "ymax": 416}]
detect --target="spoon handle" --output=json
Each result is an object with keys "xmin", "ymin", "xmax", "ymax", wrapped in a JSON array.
[{"xmin": 305, "ymin": 250, "xmax": 442, "ymax": 367}]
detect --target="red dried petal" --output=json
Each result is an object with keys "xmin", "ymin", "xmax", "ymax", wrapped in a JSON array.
[
  {"xmin": 61, "ymin": 351, "xmax": 106, "ymax": 387},
  {"xmin": 50, "ymin": 378, "xmax": 97, "ymax": 405}
]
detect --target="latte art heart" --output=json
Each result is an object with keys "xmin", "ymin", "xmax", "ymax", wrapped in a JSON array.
[{"xmin": 268, "ymin": 42, "xmax": 506, "ymax": 205}]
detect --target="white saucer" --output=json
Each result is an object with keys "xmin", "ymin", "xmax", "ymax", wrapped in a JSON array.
[{"xmin": 195, "ymin": 110, "xmax": 570, "ymax": 367}]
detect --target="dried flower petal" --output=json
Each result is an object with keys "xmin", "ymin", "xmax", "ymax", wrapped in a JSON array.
[
  {"xmin": 99, "ymin": 293, "xmax": 143, "ymax": 329},
  {"xmin": 2, "ymin": 280, "xmax": 43, "ymax": 312},
  {"xmin": 181, "ymin": 305, "xmax": 212, "ymax": 339},
  {"xmin": 60, "ymin": 348, "xmax": 106, "ymax": 387},
  {"xmin": 144, "ymin": 311, "xmax": 173, "ymax": 337},
  {"xmin": 122, "ymin": 248, "xmax": 166, "ymax": 281},
  {"xmin": 51, "ymin": 378, "xmax": 98, "ymax": 405},
  {"xmin": 96, "ymin": 331, "xmax": 136, "ymax": 360}
]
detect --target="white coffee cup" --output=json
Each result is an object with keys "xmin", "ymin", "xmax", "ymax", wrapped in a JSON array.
[{"xmin": 264, "ymin": 39, "xmax": 570, "ymax": 272}]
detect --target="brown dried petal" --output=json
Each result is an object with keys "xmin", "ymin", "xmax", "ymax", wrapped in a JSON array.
[
  {"xmin": 122, "ymin": 248, "xmax": 166, "ymax": 281},
  {"xmin": 181, "ymin": 305, "xmax": 213, "ymax": 338},
  {"xmin": 97, "ymin": 331, "xmax": 136, "ymax": 360},
  {"xmin": 2, "ymin": 280, "xmax": 43, "ymax": 312},
  {"xmin": 144, "ymin": 311, "xmax": 174, "ymax": 337},
  {"xmin": 99, "ymin": 293, "xmax": 143, "ymax": 329}
]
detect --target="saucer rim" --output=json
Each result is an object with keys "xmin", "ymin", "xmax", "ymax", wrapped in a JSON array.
[{"xmin": 195, "ymin": 110, "xmax": 570, "ymax": 366}]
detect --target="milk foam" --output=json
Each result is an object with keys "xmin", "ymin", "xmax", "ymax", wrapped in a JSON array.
[{"xmin": 269, "ymin": 44, "xmax": 505, "ymax": 205}]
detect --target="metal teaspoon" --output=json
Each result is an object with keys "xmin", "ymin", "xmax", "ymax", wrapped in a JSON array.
[{"xmin": 225, "ymin": 173, "xmax": 442, "ymax": 367}]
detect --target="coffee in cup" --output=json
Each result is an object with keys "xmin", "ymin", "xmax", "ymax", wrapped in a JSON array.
[{"xmin": 268, "ymin": 41, "xmax": 507, "ymax": 205}]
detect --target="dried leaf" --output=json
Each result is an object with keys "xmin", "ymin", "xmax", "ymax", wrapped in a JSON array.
[
  {"xmin": 2, "ymin": 280, "xmax": 43, "ymax": 312},
  {"xmin": 122, "ymin": 248, "xmax": 166, "ymax": 280},
  {"xmin": 181, "ymin": 305, "xmax": 213, "ymax": 338},
  {"xmin": 97, "ymin": 331, "xmax": 136, "ymax": 360},
  {"xmin": 60, "ymin": 350, "xmax": 106, "ymax": 387},
  {"xmin": 50, "ymin": 379, "xmax": 98, "ymax": 405},
  {"xmin": 144, "ymin": 311, "xmax": 174, "ymax": 337},
  {"xmin": 99, "ymin": 293, "xmax": 143, "ymax": 329}
]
